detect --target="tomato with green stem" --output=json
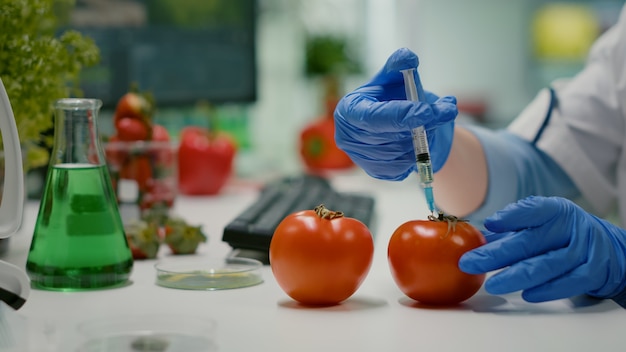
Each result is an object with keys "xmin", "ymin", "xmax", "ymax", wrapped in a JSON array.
[
  {"xmin": 387, "ymin": 213, "xmax": 486, "ymax": 306},
  {"xmin": 270, "ymin": 204, "xmax": 374, "ymax": 306}
]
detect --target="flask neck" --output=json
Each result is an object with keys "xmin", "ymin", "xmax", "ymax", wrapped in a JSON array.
[{"xmin": 51, "ymin": 99, "xmax": 105, "ymax": 166}]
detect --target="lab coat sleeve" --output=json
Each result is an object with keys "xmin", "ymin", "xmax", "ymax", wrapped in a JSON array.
[
  {"xmin": 464, "ymin": 125, "xmax": 626, "ymax": 309},
  {"xmin": 507, "ymin": 6, "xmax": 626, "ymax": 219},
  {"xmin": 460, "ymin": 124, "xmax": 579, "ymax": 228}
]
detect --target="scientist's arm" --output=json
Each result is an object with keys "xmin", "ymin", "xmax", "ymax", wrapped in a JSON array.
[
  {"xmin": 435, "ymin": 124, "xmax": 579, "ymax": 222},
  {"xmin": 335, "ymin": 48, "xmax": 577, "ymax": 221},
  {"xmin": 431, "ymin": 125, "xmax": 487, "ymax": 217}
]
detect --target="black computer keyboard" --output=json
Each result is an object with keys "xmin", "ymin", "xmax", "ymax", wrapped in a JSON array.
[{"xmin": 222, "ymin": 174, "xmax": 376, "ymax": 264}]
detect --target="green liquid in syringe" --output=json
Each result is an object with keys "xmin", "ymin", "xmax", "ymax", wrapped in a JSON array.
[
  {"xmin": 416, "ymin": 161, "xmax": 434, "ymax": 184},
  {"xmin": 27, "ymin": 164, "xmax": 133, "ymax": 291}
]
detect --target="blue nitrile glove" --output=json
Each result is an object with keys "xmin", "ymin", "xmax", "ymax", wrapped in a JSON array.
[
  {"xmin": 459, "ymin": 196, "xmax": 626, "ymax": 305},
  {"xmin": 334, "ymin": 48, "xmax": 458, "ymax": 181}
]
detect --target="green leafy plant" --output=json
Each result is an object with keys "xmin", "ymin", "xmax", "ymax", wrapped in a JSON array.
[
  {"xmin": 0, "ymin": 0, "xmax": 100, "ymax": 169},
  {"xmin": 304, "ymin": 34, "xmax": 362, "ymax": 104},
  {"xmin": 305, "ymin": 35, "xmax": 362, "ymax": 78}
]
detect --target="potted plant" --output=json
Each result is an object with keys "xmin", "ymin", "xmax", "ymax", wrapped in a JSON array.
[
  {"xmin": 0, "ymin": 0, "xmax": 99, "ymax": 253},
  {"xmin": 299, "ymin": 34, "xmax": 362, "ymax": 173},
  {"xmin": 0, "ymin": 0, "xmax": 100, "ymax": 171}
]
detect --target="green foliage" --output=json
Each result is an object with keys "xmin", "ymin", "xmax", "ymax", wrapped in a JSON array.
[
  {"xmin": 146, "ymin": 0, "xmax": 252, "ymax": 28},
  {"xmin": 0, "ymin": 0, "xmax": 100, "ymax": 169},
  {"xmin": 305, "ymin": 35, "xmax": 362, "ymax": 77}
]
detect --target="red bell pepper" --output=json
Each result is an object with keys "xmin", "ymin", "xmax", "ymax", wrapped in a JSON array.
[
  {"xmin": 299, "ymin": 116, "xmax": 353, "ymax": 171},
  {"xmin": 177, "ymin": 126, "xmax": 237, "ymax": 195}
]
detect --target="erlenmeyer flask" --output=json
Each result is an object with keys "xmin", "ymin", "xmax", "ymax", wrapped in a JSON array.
[{"xmin": 26, "ymin": 98, "xmax": 133, "ymax": 291}]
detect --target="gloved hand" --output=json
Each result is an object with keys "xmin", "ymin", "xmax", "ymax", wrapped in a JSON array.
[
  {"xmin": 459, "ymin": 196, "xmax": 626, "ymax": 303},
  {"xmin": 334, "ymin": 48, "xmax": 458, "ymax": 181}
]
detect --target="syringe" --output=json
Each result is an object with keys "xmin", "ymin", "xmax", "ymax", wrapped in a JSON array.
[{"xmin": 400, "ymin": 68, "xmax": 437, "ymax": 216}]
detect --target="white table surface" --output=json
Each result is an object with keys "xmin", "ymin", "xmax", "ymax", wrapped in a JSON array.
[{"xmin": 2, "ymin": 169, "xmax": 626, "ymax": 352}]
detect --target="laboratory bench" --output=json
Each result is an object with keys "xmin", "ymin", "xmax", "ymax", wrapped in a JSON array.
[{"xmin": 2, "ymin": 169, "xmax": 626, "ymax": 352}]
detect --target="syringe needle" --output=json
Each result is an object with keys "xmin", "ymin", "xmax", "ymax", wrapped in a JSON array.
[
  {"xmin": 424, "ymin": 185, "xmax": 436, "ymax": 217},
  {"xmin": 400, "ymin": 68, "xmax": 437, "ymax": 215}
]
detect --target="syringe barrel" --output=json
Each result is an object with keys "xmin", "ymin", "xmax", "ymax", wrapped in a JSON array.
[
  {"xmin": 412, "ymin": 127, "xmax": 431, "ymax": 160},
  {"xmin": 401, "ymin": 68, "xmax": 427, "ymax": 102},
  {"xmin": 417, "ymin": 160, "xmax": 434, "ymax": 184},
  {"xmin": 401, "ymin": 66, "xmax": 437, "ymax": 214}
]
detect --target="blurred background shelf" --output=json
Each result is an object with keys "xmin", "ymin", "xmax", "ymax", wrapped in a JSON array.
[{"xmin": 13, "ymin": 0, "xmax": 626, "ymax": 199}]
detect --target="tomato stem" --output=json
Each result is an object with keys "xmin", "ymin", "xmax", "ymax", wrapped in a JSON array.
[
  {"xmin": 314, "ymin": 204, "xmax": 344, "ymax": 220},
  {"xmin": 428, "ymin": 212, "xmax": 468, "ymax": 238}
]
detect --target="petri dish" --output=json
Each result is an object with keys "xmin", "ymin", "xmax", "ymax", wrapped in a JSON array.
[
  {"xmin": 73, "ymin": 314, "xmax": 217, "ymax": 352},
  {"xmin": 155, "ymin": 257, "xmax": 263, "ymax": 290}
]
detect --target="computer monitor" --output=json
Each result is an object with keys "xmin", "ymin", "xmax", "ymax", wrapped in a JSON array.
[{"xmin": 64, "ymin": 0, "xmax": 257, "ymax": 107}]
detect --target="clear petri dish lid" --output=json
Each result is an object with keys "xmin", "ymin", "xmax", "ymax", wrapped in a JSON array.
[
  {"xmin": 154, "ymin": 257, "xmax": 263, "ymax": 290},
  {"xmin": 72, "ymin": 314, "xmax": 217, "ymax": 352}
]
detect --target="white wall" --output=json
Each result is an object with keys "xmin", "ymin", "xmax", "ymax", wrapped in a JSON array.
[
  {"xmin": 373, "ymin": 0, "xmax": 535, "ymax": 124},
  {"xmin": 244, "ymin": 0, "xmax": 369, "ymax": 177},
  {"xmin": 244, "ymin": 0, "xmax": 536, "ymax": 176}
]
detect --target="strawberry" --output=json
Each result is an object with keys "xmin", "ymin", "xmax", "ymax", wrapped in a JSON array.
[
  {"xmin": 114, "ymin": 91, "xmax": 152, "ymax": 122},
  {"xmin": 163, "ymin": 217, "xmax": 208, "ymax": 255},
  {"xmin": 116, "ymin": 117, "xmax": 150, "ymax": 141},
  {"xmin": 124, "ymin": 220, "xmax": 161, "ymax": 260},
  {"xmin": 113, "ymin": 89, "xmax": 155, "ymax": 141},
  {"xmin": 151, "ymin": 124, "xmax": 170, "ymax": 142}
]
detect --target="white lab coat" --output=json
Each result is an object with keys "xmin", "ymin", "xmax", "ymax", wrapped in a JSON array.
[{"xmin": 508, "ymin": 4, "xmax": 626, "ymax": 226}]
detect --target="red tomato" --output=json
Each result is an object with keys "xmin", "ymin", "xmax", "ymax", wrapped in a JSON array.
[
  {"xmin": 299, "ymin": 117, "xmax": 354, "ymax": 172},
  {"xmin": 177, "ymin": 126, "xmax": 236, "ymax": 195},
  {"xmin": 387, "ymin": 214, "xmax": 486, "ymax": 306},
  {"xmin": 116, "ymin": 117, "xmax": 150, "ymax": 141},
  {"xmin": 269, "ymin": 204, "xmax": 374, "ymax": 306}
]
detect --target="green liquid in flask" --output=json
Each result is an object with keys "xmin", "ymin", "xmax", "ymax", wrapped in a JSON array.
[{"xmin": 27, "ymin": 164, "xmax": 133, "ymax": 291}]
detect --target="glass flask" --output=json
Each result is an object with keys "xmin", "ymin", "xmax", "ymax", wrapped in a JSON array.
[{"xmin": 26, "ymin": 98, "xmax": 133, "ymax": 291}]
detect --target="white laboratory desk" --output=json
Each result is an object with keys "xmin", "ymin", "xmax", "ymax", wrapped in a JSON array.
[{"xmin": 2, "ymin": 169, "xmax": 626, "ymax": 352}]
